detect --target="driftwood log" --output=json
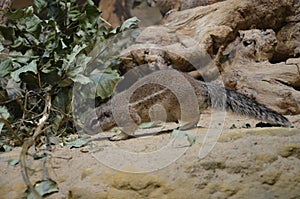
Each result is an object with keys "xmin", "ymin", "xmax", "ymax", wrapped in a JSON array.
[{"xmin": 102, "ymin": 0, "xmax": 300, "ymax": 114}]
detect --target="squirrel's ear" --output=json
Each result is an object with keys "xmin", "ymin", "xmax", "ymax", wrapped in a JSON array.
[
  {"xmin": 90, "ymin": 118, "xmax": 98, "ymax": 127},
  {"xmin": 238, "ymin": 30, "xmax": 245, "ymax": 39}
]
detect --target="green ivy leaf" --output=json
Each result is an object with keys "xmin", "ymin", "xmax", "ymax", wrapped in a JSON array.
[
  {"xmin": 34, "ymin": 0, "xmax": 48, "ymax": 12},
  {"xmin": 33, "ymin": 152, "xmax": 49, "ymax": 160},
  {"xmin": 110, "ymin": 17, "xmax": 140, "ymax": 35},
  {"xmin": 0, "ymin": 25, "xmax": 14, "ymax": 41},
  {"xmin": 25, "ymin": 14, "xmax": 42, "ymax": 33},
  {"xmin": 171, "ymin": 129, "xmax": 188, "ymax": 137},
  {"xmin": 242, "ymin": 123, "xmax": 251, "ymax": 128},
  {"xmin": 120, "ymin": 17, "xmax": 140, "ymax": 31},
  {"xmin": 171, "ymin": 129, "xmax": 197, "ymax": 146},
  {"xmin": 0, "ymin": 106, "xmax": 10, "ymax": 134},
  {"xmin": 9, "ymin": 51, "xmax": 30, "ymax": 64},
  {"xmin": 9, "ymin": 50, "xmax": 38, "ymax": 64},
  {"xmin": 51, "ymin": 114, "xmax": 63, "ymax": 133},
  {"xmin": 52, "ymin": 87, "xmax": 72, "ymax": 113},
  {"xmin": 64, "ymin": 138, "xmax": 88, "ymax": 148},
  {"xmin": 11, "ymin": 60, "xmax": 38, "ymax": 82},
  {"xmin": 4, "ymin": 6, "xmax": 34, "ymax": 20},
  {"xmin": 92, "ymin": 69, "xmax": 122, "ymax": 99},
  {"xmin": 65, "ymin": 44, "xmax": 87, "ymax": 68},
  {"xmin": 11, "ymin": 36, "xmax": 26, "ymax": 49},
  {"xmin": 139, "ymin": 121, "xmax": 163, "ymax": 129},
  {"xmin": 70, "ymin": 74, "xmax": 92, "ymax": 84},
  {"xmin": 27, "ymin": 179, "xmax": 59, "ymax": 198},
  {"xmin": 6, "ymin": 79, "xmax": 23, "ymax": 98},
  {"xmin": 57, "ymin": 78, "xmax": 73, "ymax": 87},
  {"xmin": 82, "ymin": 0, "xmax": 101, "ymax": 25},
  {"xmin": 0, "ymin": 59, "xmax": 12, "ymax": 77},
  {"xmin": 187, "ymin": 134, "xmax": 197, "ymax": 146},
  {"xmin": 8, "ymin": 159, "xmax": 19, "ymax": 166},
  {"xmin": 0, "ymin": 142, "xmax": 11, "ymax": 151},
  {"xmin": 38, "ymin": 70, "xmax": 59, "ymax": 87}
]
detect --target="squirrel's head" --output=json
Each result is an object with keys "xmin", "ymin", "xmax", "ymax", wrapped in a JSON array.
[
  {"xmin": 146, "ymin": 0, "xmax": 159, "ymax": 7},
  {"xmin": 83, "ymin": 104, "xmax": 115, "ymax": 135}
]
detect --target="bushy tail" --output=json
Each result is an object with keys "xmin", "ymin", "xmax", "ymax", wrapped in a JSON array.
[{"xmin": 225, "ymin": 88, "xmax": 291, "ymax": 127}]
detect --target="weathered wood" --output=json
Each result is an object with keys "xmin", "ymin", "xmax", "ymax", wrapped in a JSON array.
[{"xmin": 117, "ymin": 0, "xmax": 300, "ymax": 114}]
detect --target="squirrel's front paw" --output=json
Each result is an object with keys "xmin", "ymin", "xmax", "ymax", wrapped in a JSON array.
[{"xmin": 108, "ymin": 132, "xmax": 131, "ymax": 141}]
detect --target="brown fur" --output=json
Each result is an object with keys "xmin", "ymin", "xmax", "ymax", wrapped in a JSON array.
[{"xmin": 84, "ymin": 69, "xmax": 290, "ymax": 140}]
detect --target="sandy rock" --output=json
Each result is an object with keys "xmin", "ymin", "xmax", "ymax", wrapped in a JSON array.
[
  {"xmin": 277, "ymin": 143, "xmax": 300, "ymax": 159},
  {"xmin": 2, "ymin": 127, "xmax": 300, "ymax": 198},
  {"xmin": 274, "ymin": 22, "xmax": 300, "ymax": 62}
]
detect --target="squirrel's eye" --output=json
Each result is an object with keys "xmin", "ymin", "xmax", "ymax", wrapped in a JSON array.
[{"xmin": 103, "ymin": 111, "xmax": 110, "ymax": 117}]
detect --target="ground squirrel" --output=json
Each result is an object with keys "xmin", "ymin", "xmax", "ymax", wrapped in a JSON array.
[
  {"xmin": 83, "ymin": 69, "xmax": 291, "ymax": 141},
  {"xmin": 146, "ymin": 0, "xmax": 225, "ymax": 15}
]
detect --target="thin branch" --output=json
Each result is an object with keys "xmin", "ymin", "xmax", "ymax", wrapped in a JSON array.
[
  {"xmin": 19, "ymin": 93, "xmax": 52, "ymax": 199},
  {"xmin": 99, "ymin": 16, "xmax": 112, "ymax": 27},
  {"xmin": 0, "ymin": 117, "xmax": 22, "ymax": 142},
  {"xmin": 0, "ymin": 90, "xmax": 44, "ymax": 105}
]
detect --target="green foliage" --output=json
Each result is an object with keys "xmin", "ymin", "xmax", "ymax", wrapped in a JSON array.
[
  {"xmin": 0, "ymin": 141, "xmax": 12, "ymax": 152},
  {"xmin": 1, "ymin": 0, "xmax": 104, "ymax": 87},
  {"xmin": 139, "ymin": 121, "xmax": 163, "ymax": 129},
  {"xmin": 0, "ymin": 106, "xmax": 9, "ymax": 132},
  {"xmin": 64, "ymin": 137, "xmax": 88, "ymax": 148},
  {"xmin": 0, "ymin": 0, "xmax": 139, "ymax": 146},
  {"xmin": 33, "ymin": 152, "xmax": 49, "ymax": 160},
  {"xmin": 7, "ymin": 159, "xmax": 19, "ymax": 166},
  {"xmin": 171, "ymin": 129, "xmax": 197, "ymax": 146},
  {"xmin": 26, "ymin": 179, "xmax": 59, "ymax": 198}
]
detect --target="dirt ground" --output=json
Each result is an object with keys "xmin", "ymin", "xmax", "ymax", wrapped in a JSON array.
[{"xmin": 1, "ymin": 112, "xmax": 300, "ymax": 199}]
